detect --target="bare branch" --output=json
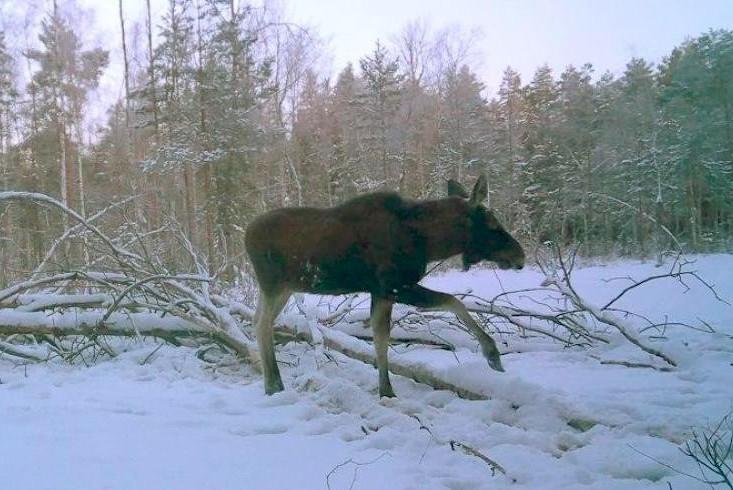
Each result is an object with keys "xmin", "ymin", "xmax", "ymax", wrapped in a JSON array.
[
  {"xmin": 0, "ymin": 192, "xmax": 143, "ymax": 264},
  {"xmin": 410, "ymin": 415, "xmax": 508, "ymax": 478},
  {"xmin": 31, "ymin": 196, "xmax": 139, "ymax": 278}
]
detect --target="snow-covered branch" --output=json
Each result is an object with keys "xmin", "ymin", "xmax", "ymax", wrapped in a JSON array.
[{"xmin": 538, "ymin": 244, "xmax": 679, "ymax": 367}]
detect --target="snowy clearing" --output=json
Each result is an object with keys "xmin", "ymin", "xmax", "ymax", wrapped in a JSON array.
[{"xmin": 1, "ymin": 255, "xmax": 732, "ymax": 490}]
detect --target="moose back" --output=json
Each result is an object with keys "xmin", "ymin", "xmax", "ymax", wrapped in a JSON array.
[{"xmin": 245, "ymin": 175, "xmax": 525, "ymax": 397}]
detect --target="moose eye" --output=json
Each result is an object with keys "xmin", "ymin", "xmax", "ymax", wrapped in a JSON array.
[{"xmin": 483, "ymin": 211, "xmax": 502, "ymax": 230}]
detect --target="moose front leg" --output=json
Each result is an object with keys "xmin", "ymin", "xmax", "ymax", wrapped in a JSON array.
[
  {"xmin": 393, "ymin": 285, "xmax": 504, "ymax": 373},
  {"xmin": 371, "ymin": 296, "xmax": 396, "ymax": 398}
]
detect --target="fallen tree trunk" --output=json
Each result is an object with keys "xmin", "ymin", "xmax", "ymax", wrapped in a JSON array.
[
  {"xmin": 321, "ymin": 330, "xmax": 487, "ymax": 400},
  {"xmin": 0, "ymin": 309, "xmax": 259, "ymax": 368}
]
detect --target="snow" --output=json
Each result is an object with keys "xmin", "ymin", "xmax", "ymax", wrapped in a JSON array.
[{"xmin": 1, "ymin": 255, "xmax": 732, "ymax": 489}]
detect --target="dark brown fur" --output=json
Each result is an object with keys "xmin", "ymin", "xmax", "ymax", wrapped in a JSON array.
[{"xmin": 246, "ymin": 176, "xmax": 524, "ymax": 396}]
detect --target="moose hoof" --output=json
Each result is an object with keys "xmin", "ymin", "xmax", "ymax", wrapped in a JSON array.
[
  {"xmin": 265, "ymin": 378, "xmax": 285, "ymax": 395},
  {"xmin": 486, "ymin": 356, "xmax": 505, "ymax": 372},
  {"xmin": 490, "ymin": 361, "xmax": 505, "ymax": 372},
  {"xmin": 379, "ymin": 383, "xmax": 396, "ymax": 398},
  {"xmin": 481, "ymin": 348, "xmax": 505, "ymax": 372},
  {"xmin": 478, "ymin": 339, "xmax": 505, "ymax": 372}
]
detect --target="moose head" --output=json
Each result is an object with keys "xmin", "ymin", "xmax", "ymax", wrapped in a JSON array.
[{"xmin": 447, "ymin": 175, "xmax": 526, "ymax": 272}]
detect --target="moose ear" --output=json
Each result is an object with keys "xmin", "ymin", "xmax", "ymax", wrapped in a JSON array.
[
  {"xmin": 469, "ymin": 174, "xmax": 488, "ymax": 206},
  {"xmin": 447, "ymin": 179, "xmax": 469, "ymax": 198}
]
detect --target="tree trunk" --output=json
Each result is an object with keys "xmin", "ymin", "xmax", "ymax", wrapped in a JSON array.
[
  {"xmin": 0, "ymin": 108, "xmax": 7, "ymax": 287},
  {"xmin": 146, "ymin": 0, "xmax": 159, "ymax": 144},
  {"xmin": 183, "ymin": 163, "xmax": 197, "ymax": 242},
  {"xmin": 119, "ymin": 0, "xmax": 131, "ymax": 136},
  {"xmin": 194, "ymin": 0, "xmax": 214, "ymax": 266}
]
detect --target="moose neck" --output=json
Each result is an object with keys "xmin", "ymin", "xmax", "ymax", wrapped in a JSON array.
[{"xmin": 410, "ymin": 198, "xmax": 471, "ymax": 262}]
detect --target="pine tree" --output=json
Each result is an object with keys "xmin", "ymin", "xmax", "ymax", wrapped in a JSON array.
[
  {"xmin": 617, "ymin": 58, "xmax": 661, "ymax": 254},
  {"xmin": 329, "ymin": 63, "xmax": 361, "ymax": 200},
  {"xmin": 0, "ymin": 32, "xmax": 18, "ymax": 191},
  {"xmin": 291, "ymin": 70, "xmax": 331, "ymax": 205},
  {"xmin": 356, "ymin": 41, "xmax": 404, "ymax": 189},
  {"xmin": 521, "ymin": 64, "xmax": 561, "ymax": 239},
  {"xmin": 658, "ymin": 30, "xmax": 733, "ymax": 248},
  {"xmin": 556, "ymin": 63, "xmax": 596, "ymax": 248},
  {"xmin": 438, "ymin": 64, "xmax": 488, "ymax": 183},
  {"xmin": 200, "ymin": 0, "xmax": 274, "ymax": 270},
  {"xmin": 0, "ymin": 31, "xmax": 19, "ymax": 286},
  {"xmin": 490, "ymin": 67, "xmax": 527, "ymax": 231},
  {"xmin": 24, "ymin": 4, "xmax": 108, "ymax": 216}
]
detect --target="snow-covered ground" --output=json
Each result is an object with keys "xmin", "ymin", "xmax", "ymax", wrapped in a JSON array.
[{"xmin": 1, "ymin": 255, "xmax": 732, "ymax": 489}]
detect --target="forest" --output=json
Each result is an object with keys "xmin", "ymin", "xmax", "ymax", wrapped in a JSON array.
[{"xmin": 0, "ymin": 1, "xmax": 731, "ymax": 287}]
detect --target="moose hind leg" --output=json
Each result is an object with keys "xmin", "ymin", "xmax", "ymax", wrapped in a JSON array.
[
  {"xmin": 371, "ymin": 296, "xmax": 395, "ymax": 398},
  {"xmin": 255, "ymin": 290, "xmax": 290, "ymax": 395},
  {"xmin": 394, "ymin": 285, "xmax": 504, "ymax": 373}
]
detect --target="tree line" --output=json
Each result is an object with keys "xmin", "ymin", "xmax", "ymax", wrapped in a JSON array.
[{"xmin": 0, "ymin": 1, "xmax": 731, "ymax": 286}]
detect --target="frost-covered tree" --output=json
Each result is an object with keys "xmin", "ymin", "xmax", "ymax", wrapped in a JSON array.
[
  {"xmin": 437, "ymin": 64, "xmax": 488, "ymax": 183},
  {"xmin": 555, "ymin": 64, "xmax": 596, "ymax": 247},
  {"xmin": 0, "ymin": 31, "xmax": 19, "ymax": 286},
  {"xmin": 614, "ymin": 58, "xmax": 662, "ymax": 253},
  {"xmin": 24, "ymin": 4, "xmax": 108, "ymax": 216},
  {"xmin": 356, "ymin": 41, "xmax": 404, "ymax": 189},
  {"xmin": 0, "ymin": 32, "xmax": 18, "ymax": 190},
  {"xmin": 328, "ymin": 63, "xmax": 362, "ymax": 200},
  {"xmin": 489, "ymin": 67, "xmax": 527, "ymax": 231},
  {"xmin": 658, "ymin": 30, "xmax": 733, "ymax": 249},
  {"xmin": 202, "ymin": 0, "xmax": 274, "ymax": 253},
  {"xmin": 521, "ymin": 64, "xmax": 561, "ymax": 240},
  {"xmin": 290, "ymin": 70, "xmax": 332, "ymax": 205}
]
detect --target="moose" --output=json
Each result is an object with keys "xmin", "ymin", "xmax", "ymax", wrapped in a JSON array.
[{"xmin": 245, "ymin": 175, "xmax": 525, "ymax": 397}]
